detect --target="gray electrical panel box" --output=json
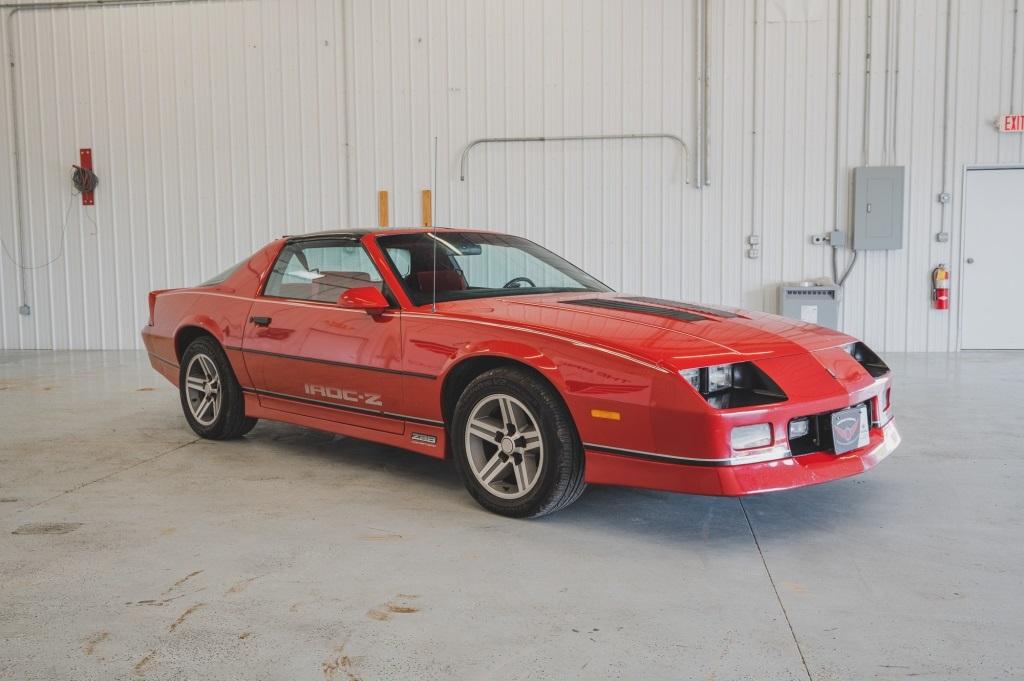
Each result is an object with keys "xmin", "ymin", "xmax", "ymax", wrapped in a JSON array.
[
  {"xmin": 778, "ymin": 283, "xmax": 841, "ymax": 330},
  {"xmin": 852, "ymin": 166, "xmax": 904, "ymax": 250}
]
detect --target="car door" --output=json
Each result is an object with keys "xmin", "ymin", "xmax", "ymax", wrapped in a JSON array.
[{"xmin": 241, "ymin": 236, "xmax": 405, "ymax": 434}]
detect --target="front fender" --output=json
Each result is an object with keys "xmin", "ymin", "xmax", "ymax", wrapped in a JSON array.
[{"xmin": 444, "ymin": 338, "xmax": 564, "ymax": 387}]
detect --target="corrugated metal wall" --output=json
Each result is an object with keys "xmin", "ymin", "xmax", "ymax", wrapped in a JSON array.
[
  {"xmin": 2, "ymin": 0, "xmax": 1022, "ymax": 351},
  {"xmin": 0, "ymin": 0, "xmax": 351, "ymax": 350}
]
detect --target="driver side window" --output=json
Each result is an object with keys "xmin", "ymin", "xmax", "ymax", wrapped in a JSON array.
[{"xmin": 264, "ymin": 240, "xmax": 385, "ymax": 303}]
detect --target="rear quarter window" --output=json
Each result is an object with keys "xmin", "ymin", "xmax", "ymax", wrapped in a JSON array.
[{"xmin": 200, "ymin": 260, "xmax": 244, "ymax": 287}]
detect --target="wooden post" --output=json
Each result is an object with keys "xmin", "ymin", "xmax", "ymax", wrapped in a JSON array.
[
  {"xmin": 378, "ymin": 190, "xmax": 389, "ymax": 227},
  {"xmin": 421, "ymin": 189, "xmax": 432, "ymax": 227}
]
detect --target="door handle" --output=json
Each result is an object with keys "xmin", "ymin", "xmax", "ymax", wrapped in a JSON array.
[
  {"xmin": 250, "ymin": 316, "xmax": 272, "ymax": 327},
  {"xmin": 966, "ymin": 257, "xmax": 975, "ymax": 264}
]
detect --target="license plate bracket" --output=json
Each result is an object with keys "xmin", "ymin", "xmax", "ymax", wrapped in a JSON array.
[{"xmin": 831, "ymin": 405, "xmax": 869, "ymax": 454}]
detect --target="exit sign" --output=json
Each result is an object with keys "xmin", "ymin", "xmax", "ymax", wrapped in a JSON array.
[{"xmin": 999, "ymin": 114, "xmax": 1024, "ymax": 132}]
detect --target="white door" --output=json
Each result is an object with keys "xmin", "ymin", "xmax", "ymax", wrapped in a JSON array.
[{"xmin": 962, "ymin": 168, "xmax": 1024, "ymax": 349}]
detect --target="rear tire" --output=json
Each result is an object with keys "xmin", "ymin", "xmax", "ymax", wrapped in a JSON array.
[
  {"xmin": 179, "ymin": 336, "xmax": 257, "ymax": 439},
  {"xmin": 452, "ymin": 366, "xmax": 586, "ymax": 518}
]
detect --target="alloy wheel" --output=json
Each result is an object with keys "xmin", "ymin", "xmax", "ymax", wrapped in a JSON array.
[
  {"xmin": 464, "ymin": 393, "xmax": 544, "ymax": 500},
  {"xmin": 184, "ymin": 353, "xmax": 222, "ymax": 426}
]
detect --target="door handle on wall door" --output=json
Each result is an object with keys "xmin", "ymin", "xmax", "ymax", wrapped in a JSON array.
[
  {"xmin": 966, "ymin": 258, "xmax": 975, "ymax": 264},
  {"xmin": 250, "ymin": 316, "xmax": 272, "ymax": 327}
]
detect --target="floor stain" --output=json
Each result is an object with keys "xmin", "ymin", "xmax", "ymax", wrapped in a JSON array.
[
  {"xmin": 0, "ymin": 497, "xmax": 18, "ymax": 503},
  {"xmin": 126, "ymin": 594, "xmax": 185, "ymax": 607},
  {"xmin": 386, "ymin": 602, "xmax": 419, "ymax": 614},
  {"xmin": 168, "ymin": 603, "xmax": 206, "ymax": 633},
  {"xmin": 238, "ymin": 631, "xmax": 252, "ymax": 640},
  {"xmin": 12, "ymin": 522, "xmax": 82, "ymax": 535},
  {"xmin": 386, "ymin": 593, "xmax": 419, "ymax": 614},
  {"xmin": 360, "ymin": 526, "xmax": 403, "ymax": 541},
  {"xmin": 133, "ymin": 650, "xmax": 156, "ymax": 675},
  {"xmin": 369, "ymin": 594, "xmax": 420, "ymax": 620},
  {"xmin": 83, "ymin": 631, "xmax": 110, "ymax": 655},
  {"xmin": 225, "ymin": 576, "xmax": 258, "ymax": 595},
  {"xmin": 322, "ymin": 642, "xmax": 360, "ymax": 681},
  {"xmin": 359, "ymin": 532, "xmax": 403, "ymax": 541},
  {"xmin": 163, "ymin": 570, "xmax": 202, "ymax": 594},
  {"xmin": 159, "ymin": 527, "xmax": 176, "ymax": 536},
  {"xmin": 136, "ymin": 387, "xmax": 155, "ymax": 392}
]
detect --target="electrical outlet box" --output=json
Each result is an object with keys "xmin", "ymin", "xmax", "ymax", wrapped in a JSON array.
[
  {"xmin": 853, "ymin": 166, "xmax": 905, "ymax": 250},
  {"xmin": 811, "ymin": 235, "xmax": 827, "ymax": 245},
  {"xmin": 828, "ymin": 230, "xmax": 846, "ymax": 247}
]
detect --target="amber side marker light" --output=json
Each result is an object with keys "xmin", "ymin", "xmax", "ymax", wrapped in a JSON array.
[{"xmin": 591, "ymin": 409, "xmax": 621, "ymax": 421}]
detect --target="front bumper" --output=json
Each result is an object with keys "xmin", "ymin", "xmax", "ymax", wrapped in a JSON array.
[{"xmin": 584, "ymin": 419, "xmax": 900, "ymax": 496}]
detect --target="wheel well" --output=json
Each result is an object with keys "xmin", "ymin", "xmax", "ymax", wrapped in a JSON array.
[
  {"xmin": 174, "ymin": 326, "xmax": 215, "ymax": 362},
  {"xmin": 440, "ymin": 356, "xmax": 559, "ymax": 425}
]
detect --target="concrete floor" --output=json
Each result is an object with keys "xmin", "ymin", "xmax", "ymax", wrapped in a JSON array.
[{"xmin": 0, "ymin": 350, "xmax": 1021, "ymax": 681}]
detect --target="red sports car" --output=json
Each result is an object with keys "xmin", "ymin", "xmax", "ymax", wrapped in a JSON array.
[{"xmin": 142, "ymin": 228, "xmax": 900, "ymax": 517}]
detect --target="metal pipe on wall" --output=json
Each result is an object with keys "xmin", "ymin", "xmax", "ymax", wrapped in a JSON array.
[
  {"xmin": 832, "ymin": 0, "xmax": 846, "ymax": 287},
  {"xmin": 862, "ymin": 0, "xmax": 873, "ymax": 165},
  {"xmin": 458, "ymin": 134, "xmax": 692, "ymax": 185},
  {"xmin": 833, "ymin": 0, "xmax": 844, "ymax": 234},
  {"xmin": 892, "ymin": 0, "xmax": 901, "ymax": 164},
  {"xmin": 701, "ymin": 0, "xmax": 710, "ymax": 187},
  {"xmin": 937, "ymin": 0, "xmax": 958, "ymax": 243},
  {"xmin": 695, "ymin": 0, "xmax": 710, "ymax": 188},
  {"xmin": 1010, "ymin": 0, "xmax": 1020, "ymax": 114},
  {"xmin": 696, "ymin": 0, "xmax": 704, "ymax": 187},
  {"xmin": 1, "ymin": 0, "xmax": 247, "ymax": 317},
  {"xmin": 749, "ymin": 0, "xmax": 761, "ymax": 245},
  {"xmin": 340, "ymin": 0, "xmax": 355, "ymax": 229}
]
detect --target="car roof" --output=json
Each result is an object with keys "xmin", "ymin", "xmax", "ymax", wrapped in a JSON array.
[{"xmin": 283, "ymin": 227, "xmax": 493, "ymax": 242}]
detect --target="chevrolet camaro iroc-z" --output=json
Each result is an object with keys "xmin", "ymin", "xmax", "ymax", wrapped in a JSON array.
[{"xmin": 142, "ymin": 228, "xmax": 900, "ymax": 517}]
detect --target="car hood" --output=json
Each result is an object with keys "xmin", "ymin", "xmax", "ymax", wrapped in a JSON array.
[{"xmin": 432, "ymin": 292, "xmax": 855, "ymax": 370}]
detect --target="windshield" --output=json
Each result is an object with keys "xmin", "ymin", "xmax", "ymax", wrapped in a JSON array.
[{"xmin": 375, "ymin": 231, "xmax": 611, "ymax": 305}]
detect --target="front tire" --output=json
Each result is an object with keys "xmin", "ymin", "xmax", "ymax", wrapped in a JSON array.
[
  {"xmin": 179, "ymin": 336, "xmax": 257, "ymax": 439},
  {"xmin": 452, "ymin": 366, "xmax": 586, "ymax": 518}
]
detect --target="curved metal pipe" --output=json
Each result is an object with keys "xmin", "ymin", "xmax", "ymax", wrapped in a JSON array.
[{"xmin": 458, "ymin": 133, "xmax": 691, "ymax": 185}]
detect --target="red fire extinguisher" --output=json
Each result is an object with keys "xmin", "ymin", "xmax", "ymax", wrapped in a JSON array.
[{"xmin": 932, "ymin": 264, "xmax": 950, "ymax": 310}]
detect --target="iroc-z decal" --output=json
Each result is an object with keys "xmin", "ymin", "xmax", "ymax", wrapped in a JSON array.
[{"xmin": 304, "ymin": 383, "xmax": 383, "ymax": 407}]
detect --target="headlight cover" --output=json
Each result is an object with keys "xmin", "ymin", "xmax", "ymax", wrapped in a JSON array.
[
  {"xmin": 679, "ymin": 362, "xmax": 787, "ymax": 409},
  {"xmin": 844, "ymin": 341, "xmax": 890, "ymax": 377}
]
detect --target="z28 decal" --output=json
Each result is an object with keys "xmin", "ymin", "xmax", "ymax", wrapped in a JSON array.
[{"xmin": 304, "ymin": 383, "xmax": 383, "ymax": 407}]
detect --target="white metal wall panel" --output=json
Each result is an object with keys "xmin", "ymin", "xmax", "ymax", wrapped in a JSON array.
[
  {"xmin": 0, "ymin": 0, "xmax": 350, "ymax": 350},
  {"xmin": 1, "ymin": 0, "xmax": 1022, "ymax": 351}
]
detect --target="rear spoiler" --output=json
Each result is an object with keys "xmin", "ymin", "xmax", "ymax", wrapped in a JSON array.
[{"xmin": 147, "ymin": 289, "xmax": 179, "ymax": 326}]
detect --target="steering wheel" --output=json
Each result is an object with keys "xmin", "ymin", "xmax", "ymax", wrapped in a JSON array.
[{"xmin": 503, "ymin": 276, "xmax": 537, "ymax": 289}]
